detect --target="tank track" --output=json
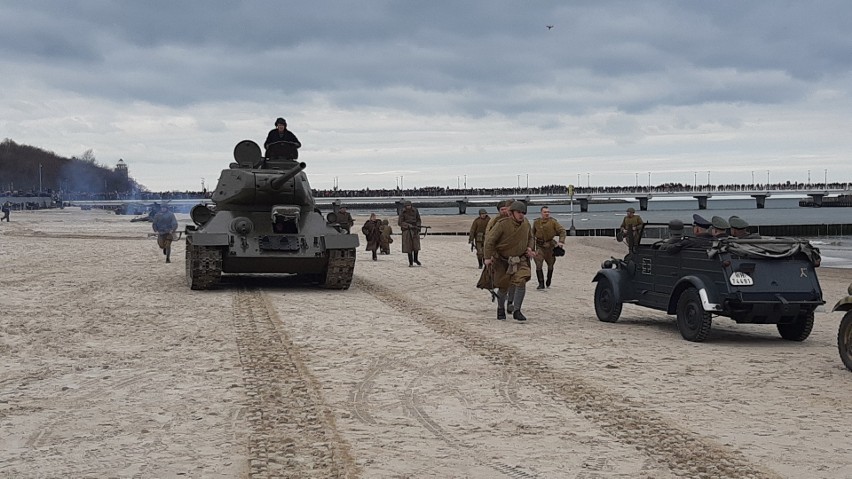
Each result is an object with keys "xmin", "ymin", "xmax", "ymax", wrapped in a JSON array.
[
  {"xmin": 323, "ymin": 248, "xmax": 356, "ymax": 289},
  {"xmin": 186, "ymin": 243, "xmax": 223, "ymax": 290}
]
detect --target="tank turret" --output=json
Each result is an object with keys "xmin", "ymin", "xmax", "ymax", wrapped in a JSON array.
[{"xmin": 184, "ymin": 140, "xmax": 358, "ymax": 290}]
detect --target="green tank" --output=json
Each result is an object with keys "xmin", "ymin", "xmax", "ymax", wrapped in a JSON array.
[{"xmin": 184, "ymin": 140, "xmax": 358, "ymax": 290}]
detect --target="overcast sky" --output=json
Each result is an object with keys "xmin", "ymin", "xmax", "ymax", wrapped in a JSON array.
[{"xmin": 2, "ymin": 1, "xmax": 851, "ymax": 191}]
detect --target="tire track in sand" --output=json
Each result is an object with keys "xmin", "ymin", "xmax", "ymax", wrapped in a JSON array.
[
  {"xmin": 356, "ymin": 277, "xmax": 781, "ymax": 479},
  {"xmin": 232, "ymin": 288, "xmax": 359, "ymax": 478}
]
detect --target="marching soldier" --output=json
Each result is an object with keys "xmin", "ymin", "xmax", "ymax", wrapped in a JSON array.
[
  {"xmin": 484, "ymin": 201, "xmax": 536, "ymax": 321},
  {"xmin": 361, "ymin": 213, "xmax": 382, "ymax": 261},
  {"xmin": 485, "ymin": 199, "xmax": 513, "ymax": 236},
  {"xmin": 532, "ymin": 206, "xmax": 566, "ymax": 289},
  {"xmin": 619, "ymin": 207, "xmax": 644, "ymax": 254},
  {"xmin": 380, "ymin": 219, "xmax": 393, "ymax": 254},
  {"xmin": 398, "ymin": 200, "xmax": 422, "ymax": 266},
  {"xmin": 468, "ymin": 208, "xmax": 490, "ymax": 268}
]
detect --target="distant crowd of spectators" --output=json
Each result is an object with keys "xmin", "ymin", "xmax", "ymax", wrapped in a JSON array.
[{"xmin": 4, "ymin": 180, "xmax": 849, "ymax": 204}]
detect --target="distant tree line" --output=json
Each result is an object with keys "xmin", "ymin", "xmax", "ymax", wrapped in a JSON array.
[{"xmin": 0, "ymin": 138, "xmax": 143, "ymax": 196}]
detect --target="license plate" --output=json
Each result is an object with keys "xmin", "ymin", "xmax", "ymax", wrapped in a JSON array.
[{"xmin": 730, "ymin": 271, "xmax": 754, "ymax": 286}]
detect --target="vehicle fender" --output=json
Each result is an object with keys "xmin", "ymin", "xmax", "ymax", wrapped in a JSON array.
[
  {"xmin": 833, "ymin": 297, "xmax": 852, "ymax": 312},
  {"xmin": 324, "ymin": 233, "xmax": 360, "ymax": 249},
  {"xmin": 592, "ymin": 269, "xmax": 631, "ymax": 303},
  {"xmin": 668, "ymin": 275, "xmax": 723, "ymax": 314},
  {"xmin": 187, "ymin": 232, "xmax": 229, "ymax": 246}
]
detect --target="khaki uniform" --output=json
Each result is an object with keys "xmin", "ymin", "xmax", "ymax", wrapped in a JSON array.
[
  {"xmin": 532, "ymin": 217, "xmax": 566, "ymax": 270},
  {"xmin": 337, "ymin": 211, "xmax": 354, "ymax": 233},
  {"xmin": 380, "ymin": 223, "xmax": 393, "ymax": 254},
  {"xmin": 468, "ymin": 215, "xmax": 490, "ymax": 261},
  {"xmin": 484, "ymin": 216, "xmax": 534, "ymax": 289},
  {"xmin": 620, "ymin": 214, "xmax": 644, "ymax": 253}
]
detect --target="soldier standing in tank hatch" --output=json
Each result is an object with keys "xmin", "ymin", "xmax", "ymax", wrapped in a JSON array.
[
  {"xmin": 398, "ymin": 200, "xmax": 422, "ymax": 266},
  {"xmin": 336, "ymin": 206, "xmax": 354, "ymax": 233},
  {"xmin": 152, "ymin": 204, "xmax": 178, "ymax": 263},
  {"xmin": 263, "ymin": 118, "xmax": 301, "ymax": 158},
  {"xmin": 533, "ymin": 206, "xmax": 566, "ymax": 289},
  {"xmin": 469, "ymin": 208, "xmax": 490, "ymax": 269},
  {"xmin": 484, "ymin": 201, "xmax": 535, "ymax": 321}
]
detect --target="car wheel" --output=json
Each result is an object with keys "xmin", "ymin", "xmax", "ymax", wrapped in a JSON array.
[
  {"xmin": 676, "ymin": 287, "xmax": 712, "ymax": 342},
  {"xmin": 839, "ymin": 312, "xmax": 852, "ymax": 372},
  {"xmin": 777, "ymin": 311, "xmax": 815, "ymax": 341},
  {"xmin": 594, "ymin": 278, "xmax": 622, "ymax": 323}
]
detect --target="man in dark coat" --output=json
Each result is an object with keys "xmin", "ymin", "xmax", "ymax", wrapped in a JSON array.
[
  {"xmin": 1, "ymin": 201, "xmax": 10, "ymax": 222},
  {"xmin": 361, "ymin": 213, "xmax": 383, "ymax": 261},
  {"xmin": 398, "ymin": 201, "xmax": 422, "ymax": 266},
  {"xmin": 264, "ymin": 117, "xmax": 301, "ymax": 159}
]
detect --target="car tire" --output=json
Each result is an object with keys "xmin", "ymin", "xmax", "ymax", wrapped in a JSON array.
[
  {"xmin": 777, "ymin": 311, "xmax": 815, "ymax": 341},
  {"xmin": 594, "ymin": 278, "xmax": 622, "ymax": 323},
  {"xmin": 839, "ymin": 312, "xmax": 852, "ymax": 372},
  {"xmin": 676, "ymin": 287, "xmax": 712, "ymax": 342}
]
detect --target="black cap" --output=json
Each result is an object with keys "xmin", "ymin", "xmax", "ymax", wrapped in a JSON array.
[
  {"xmin": 275, "ymin": 117, "xmax": 287, "ymax": 126},
  {"xmin": 692, "ymin": 214, "xmax": 711, "ymax": 228}
]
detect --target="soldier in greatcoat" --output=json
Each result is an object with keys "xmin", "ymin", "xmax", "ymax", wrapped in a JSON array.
[
  {"xmin": 532, "ymin": 206, "xmax": 567, "ymax": 289},
  {"xmin": 484, "ymin": 201, "xmax": 536, "ymax": 321},
  {"xmin": 398, "ymin": 200, "xmax": 422, "ymax": 266},
  {"xmin": 379, "ymin": 219, "xmax": 393, "ymax": 254},
  {"xmin": 336, "ymin": 206, "xmax": 354, "ymax": 233},
  {"xmin": 361, "ymin": 213, "xmax": 383, "ymax": 261},
  {"xmin": 468, "ymin": 208, "xmax": 490, "ymax": 269}
]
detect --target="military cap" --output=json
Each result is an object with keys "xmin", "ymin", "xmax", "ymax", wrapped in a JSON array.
[
  {"xmin": 711, "ymin": 215, "xmax": 730, "ymax": 230},
  {"xmin": 478, "ymin": 208, "xmax": 487, "ymax": 214},
  {"xmin": 382, "ymin": 219, "xmax": 388, "ymax": 225},
  {"xmin": 728, "ymin": 216, "xmax": 749, "ymax": 229},
  {"xmin": 692, "ymin": 214, "xmax": 712, "ymax": 228},
  {"xmin": 668, "ymin": 219, "xmax": 684, "ymax": 232},
  {"xmin": 509, "ymin": 201, "xmax": 527, "ymax": 213},
  {"xmin": 626, "ymin": 207, "xmax": 636, "ymax": 213},
  {"xmin": 404, "ymin": 200, "xmax": 412, "ymax": 206},
  {"xmin": 275, "ymin": 117, "xmax": 287, "ymax": 126}
]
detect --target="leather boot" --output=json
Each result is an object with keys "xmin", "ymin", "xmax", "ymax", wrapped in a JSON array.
[
  {"xmin": 477, "ymin": 257, "xmax": 483, "ymax": 269},
  {"xmin": 546, "ymin": 269, "xmax": 554, "ymax": 288},
  {"xmin": 408, "ymin": 252, "xmax": 414, "ymax": 266},
  {"xmin": 512, "ymin": 286, "xmax": 527, "ymax": 321},
  {"xmin": 413, "ymin": 250, "xmax": 421, "ymax": 266},
  {"xmin": 536, "ymin": 270, "xmax": 545, "ymax": 289},
  {"xmin": 496, "ymin": 290, "xmax": 507, "ymax": 320},
  {"xmin": 372, "ymin": 250, "xmax": 377, "ymax": 261},
  {"xmin": 165, "ymin": 247, "xmax": 171, "ymax": 263}
]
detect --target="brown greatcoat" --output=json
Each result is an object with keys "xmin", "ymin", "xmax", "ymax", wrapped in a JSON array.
[
  {"xmin": 483, "ymin": 216, "xmax": 534, "ymax": 289},
  {"xmin": 398, "ymin": 207, "xmax": 422, "ymax": 253},
  {"xmin": 380, "ymin": 222, "xmax": 393, "ymax": 253},
  {"xmin": 361, "ymin": 219, "xmax": 382, "ymax": 252},
  {"xmin": 337, "ymin": 210, "xmax": 354, "ymax": 232}
]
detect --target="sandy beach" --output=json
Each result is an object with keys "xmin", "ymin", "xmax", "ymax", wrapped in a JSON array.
[{"xmin": 1, "ymin": 208, "xmax": 851, "ymax": 478}]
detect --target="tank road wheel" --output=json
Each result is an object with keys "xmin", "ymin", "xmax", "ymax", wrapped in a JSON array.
[
  {"xmin": 323, "ymin": 248, "xmax": 356, "ymax": 290},
  {"xmin": 676, "ymin": 287, "xmax": 712, "ymax": 342},
  {"xmin": 594, "ymin": 278, "xmax": 622, "ymax": 323},
  {"xmin": 777, "ymin": 311, "xmax": 815, "ymax": 341},
  {"xmin": 186, "ymin": 244, "xmax": 223, "ymax": 290},
  {"xmin": 839, "ymin": 312, "xmax": 852, "ymax": 372}
]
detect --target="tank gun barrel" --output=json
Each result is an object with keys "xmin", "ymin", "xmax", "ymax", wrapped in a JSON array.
[{"xmin": 270, "ymin": 162, "xmax": 307, "ymax": 190}]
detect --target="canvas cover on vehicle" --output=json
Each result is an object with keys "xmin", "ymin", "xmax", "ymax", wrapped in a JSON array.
[{"xmin": 708, "ymin": 238, "xmax": 821, "ymax": 265}]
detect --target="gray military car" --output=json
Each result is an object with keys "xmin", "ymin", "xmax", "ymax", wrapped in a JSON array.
[{"xmin": 592, "ymin": 225, "xmax": 825, "ymax": 342}]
